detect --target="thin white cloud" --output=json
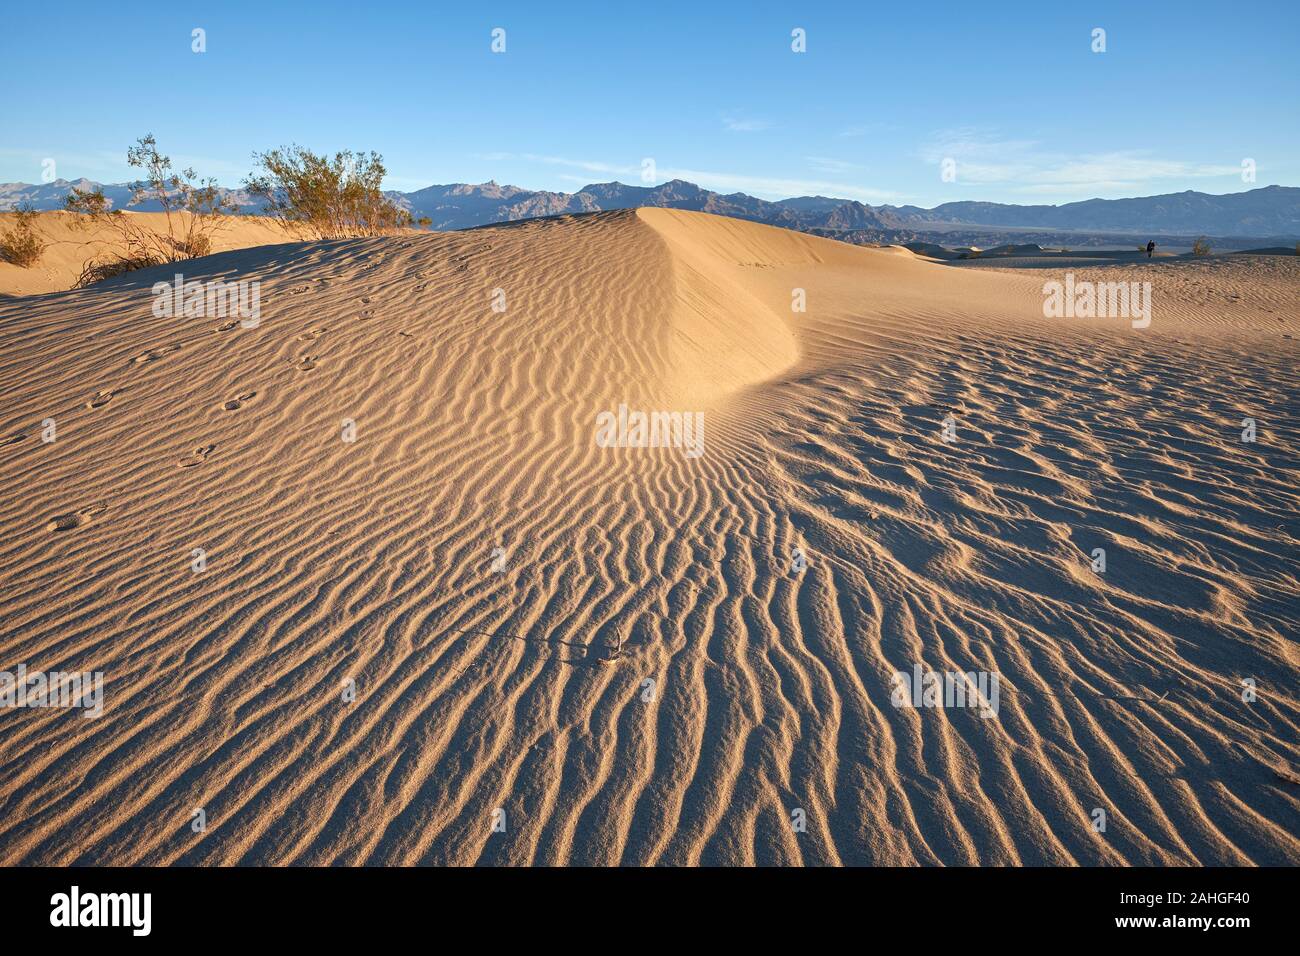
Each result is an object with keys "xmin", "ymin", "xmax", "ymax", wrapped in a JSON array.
[
  {"xmin": 519, "ymin": 153, "xmax": 634, "ymax": 175},
  {"xmin": 805, "ymin": 156, "xmax": 865, "ymax": 175},
  {"xmin": 0, "ymin": 146, "xmax": 255, "ymax": 186},
  {"xmin": 837, "ymin": 122, "xmax": 895, "ymax": 138},
  {"xmin": 919, "ymin": 128, "xmax": 1243, "ymax": 194},
  {"xmin": 919, "ymin": 127, "xmax": 1039, "ymax": 163},
  {"xmin": 0, "ymin": 146, "xmax": 133, "ymax": 182},
  {"xmin": 479, "ymin": 151, "xmax": 901, "ymax": 202},
  {"xmin": 722, "ymin": 115, "xmax": 772, "ymax": 133},
  {"xmin": 659, "ymin": 166, "xmax": 899, "ymax": 202}
]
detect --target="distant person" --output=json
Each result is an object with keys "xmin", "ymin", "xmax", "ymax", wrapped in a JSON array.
[{"xmin": 1146, "ymin": 240, "xmax": 1156, "ymax": 259}]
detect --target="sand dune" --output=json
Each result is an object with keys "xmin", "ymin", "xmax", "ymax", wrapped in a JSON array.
[
  {"xmin": 0, "ymin": 211, "xmax": 293, "ymax": 297},
  {"xmin": 0, "ymin": 208, "xmax": 1297, "ymax": 865}
]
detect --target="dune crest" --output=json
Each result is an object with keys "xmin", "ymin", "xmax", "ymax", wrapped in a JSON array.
[{"xmin": 637, "ymin": 207, "xmax": 803, "ymax": 405}]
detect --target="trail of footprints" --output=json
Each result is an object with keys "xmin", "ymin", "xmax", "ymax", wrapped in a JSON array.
[
  {"xmin": 43, "ymin": 288, "xmax": 391, "ymax": 541},
  {"xmin": 43, "ymin": 320, "xmax": 264, "ymax": 528}
]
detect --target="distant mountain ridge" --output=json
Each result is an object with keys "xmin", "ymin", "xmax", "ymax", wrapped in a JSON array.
[
  {"xmin": 389, "ymin": 181, "xmax": 1300, "ymax": 237},
  {"xmin": 877, "ymin": 186, "xmax": 1300, "ymax": 236},
  {"xmin": 3, "ymin": 178, "xmax": 1297, "ymax": 239},
  {"xmin": 0, "ymin": 178, "xmax": 264, "ymax": 217}
]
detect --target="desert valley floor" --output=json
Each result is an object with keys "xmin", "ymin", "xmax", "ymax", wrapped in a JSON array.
[{"xmin": 0, "ymin": 209, "xmax": 1297, "ymax": 865}]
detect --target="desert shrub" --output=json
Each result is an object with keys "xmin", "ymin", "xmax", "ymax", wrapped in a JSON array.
[
  {"xmin": 74, "ymin": 255, "xmax": 163, "ymax": 289},
  {"xmin": 416, "ymin": 216, "xmax": 432, "ymax": 230},
  {"xmin": 65, "ymin": 134, "xmax": 237, "ymax": 283},
  {"xmin": 0, "ymin": 203, "xmax": 46, "ymax": 267},
  {"xmin": 1191, "ymin": 236, "xmax": 1212, "ymax": 257},
  {"xmin": 245, "ymin": 146, "xmax": 411, "ymax": 239},
  {"xmin": 184, "ymin": 233, "xmax": 212, "ymax": 257}
]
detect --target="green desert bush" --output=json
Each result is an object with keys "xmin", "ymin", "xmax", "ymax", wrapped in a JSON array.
[
  {"xmin": 245, "ymin": 146, "xmax": 411, "ymax": 239},
  {"xmin": 0, "ymin": 203, "xmax": 46, "ymax": 267}
]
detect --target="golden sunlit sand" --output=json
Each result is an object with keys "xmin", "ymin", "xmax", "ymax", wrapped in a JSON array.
[{"xmin": 0, "ymin": 209, "xmax": 1297, "ymax": 864}]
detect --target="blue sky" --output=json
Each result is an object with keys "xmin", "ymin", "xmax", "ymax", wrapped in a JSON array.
[{"xmin": 2, "ymin": 1, "xmax": 1297, "ymax": 206}]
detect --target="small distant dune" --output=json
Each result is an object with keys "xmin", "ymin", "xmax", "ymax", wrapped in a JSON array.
[{"xmin": 1232, "ymin": 246, "xmax": 1300, "ymax": 256}]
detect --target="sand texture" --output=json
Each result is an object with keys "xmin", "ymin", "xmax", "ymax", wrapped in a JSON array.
[{"xmin": 1, "ymin": 209, "xmax": 1297, "ymax": 865}]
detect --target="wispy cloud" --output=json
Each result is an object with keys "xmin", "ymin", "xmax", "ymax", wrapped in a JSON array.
[
  {"xmin": 919, "ymin": 127, "xmax": 1242, "ymax": 193},
  {"xmin": 919, "ymin": 127, "xmax": 1039, "ymax": 163},
  {"xmin": 665, "ymin": 167, "xmax": 899, "ymax": 202},
  {"xmin": 480, "ymin": 152, "xmax": 901, "ymax": 202},
  {"xmin": 0, "ymin": 146, "xmax": 133, "ymax": 182},
  {"xmin": 0, "ymin": 146, "xmax": 258, "ymax": 186},
  {"xmin": 805, "ymin": 156, "xmax": 865, "ymax": 175},
  {"xmin": 721, "ymin": 114, "xmax": 772, "ymax": 133},
  {"xmin": 837, "ymin": 122, "xmax": 894, "ymax": 138},
  {"xmin": 518, "ymin": 153, "xmax": 632, "ymax": 175}
]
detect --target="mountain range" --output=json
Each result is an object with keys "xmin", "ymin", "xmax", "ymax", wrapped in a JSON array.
[{"xmin": 3, "ymin": 178, "xmax": 1297, "ymax": 240}]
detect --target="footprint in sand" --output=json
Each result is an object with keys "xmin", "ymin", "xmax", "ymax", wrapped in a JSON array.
[
  {"xmin": 451, "ymin": 243, "xmax": 491, "ymax": 264},
  {"xmin": 218, "ymin": 391, "xmax": 257, "ymax": 411},
  {"xmin": 134, "ymin": 344, "xmax": 181, "ymax": 363},
  {"xmin": 287, "ymin": 284, "xmax": 312, "ymax": 295},
  {"xmin": 86, "ymin": 388, "xmax": 122, "ymax": 409},
  {"xmin": 46, "ymin": 504, "xmax": 106, "ymax": 532},
  {"xmin": 177, "ymin": 445, "xmax": 215, "ymax": 468},
  {"xmin": 215, "ymin": 320, "xmax": 239, "ymax": 332},
  {"xmin": 294, "ymin": 355, "xmax": 317, "ymax": 371},
  {"xmin": 297, "ymin": 328, "xmax": 327, "ymax": 341}
]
